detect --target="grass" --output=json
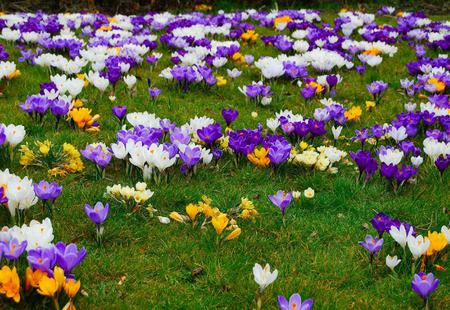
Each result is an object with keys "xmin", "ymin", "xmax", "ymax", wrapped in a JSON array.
[{"xmin": 0, "ymin": 9, "xmax": 449, "ymax": 310}]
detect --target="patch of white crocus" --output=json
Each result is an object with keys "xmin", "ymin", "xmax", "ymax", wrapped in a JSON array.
[
  {"xmin": 0, "ymin": 169, "xmax": 38, "ymax": 217},
  {"xmin": 0, "ymin": 218, "xmax": 54, "ymax": 251}
]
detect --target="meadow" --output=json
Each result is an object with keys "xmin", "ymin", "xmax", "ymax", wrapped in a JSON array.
[{"xmin": 0, "ymin": 5, "xmax": 449, "ymax": 310}]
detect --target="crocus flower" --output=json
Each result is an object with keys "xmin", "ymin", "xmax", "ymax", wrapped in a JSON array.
[
  {"xmin": 253, "ymin": 263, "xmax": 278, "ymax": 292},
  {"xmin": 33, "ymin": 180, "xmax": 62, "ymax": 201},
  {"xmin": 385, "ymin": 255, "xmax": 401, "ymax": 271},
  {"xmin": 371, "ymin": 212, "xmax": 392, "ymax": 237},
  {"xmin": 197, "ymin": 124, "xmax": 222, "ymax": 145},
  {"xmin": 221, "ymin": 108, "xmax": 239, "ymax": 126},
  {"xmin": 389, "ymin": 224, "xmax": 413, "ymax": 249},
  {"xmin": 179, "ymin": 146, "xmax": 202, "ymax": 169},
  {"xmin": 349, "ymin": 150, "xmax": 378, "ymax": 182},
  {"xmin": 278, "ymin": 293, "xmax": 313, "ymax": 310},
  {"xmin": 268, "ymin": 191, "xmax": 293, "ymax": 218},
  {"xmin": 1, "ymin": 238, "xmax": 27, "ymax": 260},
  {"xmin": 411, "ymin": 272, "xmax": 439, "ymax": 303},
  {"xmin": 112, "ymin": 105, "xmax": 127, "ymax": 124},
  {"xmin": 84, "ymin": 202, "xmax": 110, "ymax": 225},
  {"xmin": 358, "ymin": 235, "xmax": 383, "ymax": 257},
  {"xmin": 85, "ymin": 202, "xmax": 110, "ymax": 245},
  {"xmin": 54, "ymin": 242, "xmax": 87, "ymax": 275},
  {"xmin": 27, "ymin": 246, "xmax": 56, "ymax": 273}
]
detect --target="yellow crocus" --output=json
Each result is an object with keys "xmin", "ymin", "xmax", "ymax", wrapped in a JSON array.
[
  {"xmin": 425, "ymin": 231, "xmax": 448, "ymax": 256},
  {"xmin": 211, "ymin": 213, "xmax": 229, "ymax": 235},
  {"xmin": 0, "ymin": 266, "xmax": 21, "ymax": 303},
  {"xmin": 186, "ymin": 204, "xmax": 199, "ymax": 221},
  {"xmin": 54, "ymin": 266, "xmax": 66, "ymax": 292},
  {"xmin": 427, "ymin": 78, "xmax": 445, "ymax": 92},
  {"xmin": 344, "ymin": 106, "xmax": 362, "ymax": 121},
  {"xmin": 169, "ymin": 211, "xmax": 185, "ymax": 223},
  {"xmin": 274, "ymin": 15, "xmax": 293, "ymax": 28},
  {"xmin": 363, "ymin": 47, "xmax": 381, "ymax": 56},
  {"xmin": 216, "ymin": 76, "xmax": 227, "ymax": 87},
  {"xmin": 64, "ymin": 279, "xmax": 81, "ymax": 299},
  {"xmin": 26, "ymin": 267, "xmax": 47, "ymax": 291},
  {"xmin": 36, "ymin": 140, "xmax": 52, "ymax": 156},
  {"xmin": 37, "ymin": 275, "xmax": 58, "ymax": 297},
  {"xmin": 247, "ymin": 147, "xmax": 270, "ymax": 168},
  {"xmin": 225, "ymin": 227, "xmax": 241, "ymax": 240},
  {"xmin": 366, "ymin": 101, "xmax": 376, "ymax": 111},
  {"xmin": 239, "ymin": 197, "xmax": 255, "ymax": 210}
]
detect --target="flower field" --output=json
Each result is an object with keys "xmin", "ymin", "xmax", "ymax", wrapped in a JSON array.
[{"xmin": 0, "ymin": 3, "xmax": 449, "ymax": 309}]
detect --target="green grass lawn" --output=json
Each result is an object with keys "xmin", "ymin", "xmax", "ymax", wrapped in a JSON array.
[{"xmin": 0, "ymin": 10, "xmax": 449, "ymax": 310}]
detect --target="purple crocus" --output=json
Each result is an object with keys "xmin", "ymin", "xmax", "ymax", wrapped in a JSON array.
[
  {"xmin": 179, "ymin": 146, "xmax": 202, "ymax": 168},
  {"xmin": 301, "ymin": 85, "xmax": 316, "ymax": 100},
  {"xmin": 359, "ymin": 235, "xmax": 383, "ymax": 263},
  {"xmin": 197, "ymin": 124, "xmax": 222, "ymax": 145},
  {"xmin": 0, "ymin": 238, "xmax": 27, "ymax": 260},
  {"xmin": 411, "ymin": 272, "xmax": 439, "ymax": 303},
  {"xmin": 27, "ymin": 246, "xmax": 56, "ymax": 273},
  {"xmin": 221, "ymin": 108, "xmax": 239, "ymax": 126},
  {"xmin": 367, "ymin": 80, "xmax": 388, "ymax": 104},
  {"xmin": 84, "ymin": 202, "xmax": 110, "ymax": 225},
  {"xmin": 278, "ymin": 293, "xmax": 313, "ymax": 310},
  {"xmin": 370, "ymin": 212, "xmax": 392, "ymax": 237},
  {"xmin": 54, "ymin": 242, "xmax": 87, "ymax": 275},
  {"xmin": 435, "ymin": 155, "xmax": 449, "ymax": 176},
  {"xmin": 350, "ymin": 150, "xmax": 378, "ymax": 182},
  {"xmin": 356, "ymin": 65, "xmax": 366, "ymax": 75},
  {"xmin": 33, "ymin": 180, "xmax": 62, "ymax": 201},
  {"xmin": 268, "ymin": 190, "xmax": 293, "ymax": 218},
  {"xmin": 149, "ymin": 87, "xmax": 162, "ymax": 101},
  {"xmin": 112, "ymin": 105, "xmax": 127, "ymax": 123},
  {"xmin": 51, "ymin": 99, "xmax": 69, "ymax": 129},
  {"xmin": 85, "ymin": 202, "xmax": 110, "ymax": 245},
  {"xmin": 268, "ymin": 140, "xmax": 291, "ymax": 165},
  {"xmin": 0, "ymin": 186, "xmax": 9, "ymax": 205}
]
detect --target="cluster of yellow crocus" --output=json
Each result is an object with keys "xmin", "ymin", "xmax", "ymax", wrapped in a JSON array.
[
  {"xmin": 169, "ymin": 195, "xmax": 254, "ymax": 242},
  {"xmin": 238, "ymin": 197, "xmax": 258, "ymax": 219},
  {"xmin": 19, "ymin": 141, "xmax": 84, "ymax": 177},
  {"xmin": 290, "ymin": 144, "xmax": 346, "ymax": 173},
  {"xmin": 26, "ymin": 266, "xmax": 80, "ymax": 309},
  {"xmin": 344, "ymin": 106, "xmax": 362, "ymax": 121},
  {"xmin": 1, "ymin": 265, "xmax": 81, "ymax": 306}
]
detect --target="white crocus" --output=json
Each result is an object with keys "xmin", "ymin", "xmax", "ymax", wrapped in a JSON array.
[
  {"xmin": 388, "ymin": 126, "xmax": 407, "ymax": 143},
  {"xmin": 266, "ymin": 118, "xmax": 280, "ymax": 132},
  {"xmin": 411, "ymin": 156, "xmax": 423, "ymax": 167},
  {"xmin": 253, "ymin": 263, "xmax": 278, "ymax": 292},
  {"xmin": 5, "ymin": 124, "xmax": 26, "ymax": 147},
  {"xmin": 407, "ymin": 235, "xmax": 430, "ymax": 260},
  {"xmin": 124, "ymin": 75, "xmax": 137, "ymax": 89},
  {"xmin": 385, "ymin": 255, "xmax": 401, "ymax": 271},
  {"xmin": 389, "ymin": 224, "xmax": 413, "ymax": 249},
  {"xmin": 332, "ymin": 126, "xmax": 343, "ymax": 140}
]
